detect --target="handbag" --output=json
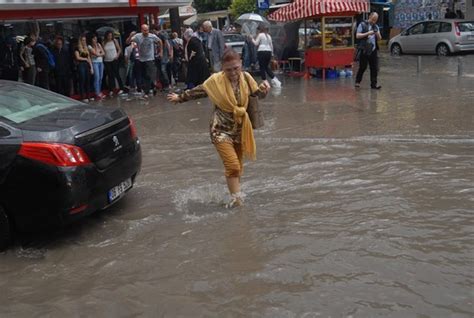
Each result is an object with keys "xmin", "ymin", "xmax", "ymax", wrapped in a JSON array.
[
  {"xmin": 244, "ymin": 75, "xmax": 264, "ymax": 129},
  {"xmin": 270, "ymin": 57, "xmax": 278, "ymax": 71}
]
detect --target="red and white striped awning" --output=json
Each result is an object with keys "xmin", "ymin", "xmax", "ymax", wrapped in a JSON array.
[{"xmin": 268, "ymin": 0, "xmax": 369, "ymax": 22}]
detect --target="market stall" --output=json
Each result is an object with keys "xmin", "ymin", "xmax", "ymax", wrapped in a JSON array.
[{"xmin": 268, "ymin": 0, "xmax": 369, "ymax": 79}]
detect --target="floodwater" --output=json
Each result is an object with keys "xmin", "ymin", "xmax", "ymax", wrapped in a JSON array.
[{"xmin": 1, "ymin": 54, "xmax": 473, "ymax": 317}]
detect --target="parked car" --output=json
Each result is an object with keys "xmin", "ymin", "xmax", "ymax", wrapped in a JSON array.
[
  {"xmin": 0, "ymin": 81, "xmax": 142, "ymax": 250},
  {"xmin": 223, "ymin": 33, "xmax": 246, "ymax": 54},
  {"xmin": 389, "ymin": 19, "xmax": 474, "ymax": 56}
]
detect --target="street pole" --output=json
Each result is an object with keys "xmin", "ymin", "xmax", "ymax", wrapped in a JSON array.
[
  {"xmin": 457, "ymin": 56, "xmax": 463, "ymax": 77},
  {"xmin": 170, "ymin": 7, "xmax": 181, "ymax": 37}
]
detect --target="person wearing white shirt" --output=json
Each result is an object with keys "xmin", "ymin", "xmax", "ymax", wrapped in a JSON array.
[
  {"xmin": 250, "ymin": 25, "xmax": 281, "ymax": 88},
  {"xmin": 103, "ymin": 30, "xmax": 125, "ymax": 96}
]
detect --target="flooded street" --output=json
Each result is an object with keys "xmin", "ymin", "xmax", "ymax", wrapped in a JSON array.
[{"xmin": 1, "ymin": 54, "xmax": 473, "ymax": 317}]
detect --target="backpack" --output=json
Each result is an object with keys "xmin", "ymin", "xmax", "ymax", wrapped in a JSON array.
[{"xmin": 36, "ymin": 43, "xmax": 56, "ymax": 69}]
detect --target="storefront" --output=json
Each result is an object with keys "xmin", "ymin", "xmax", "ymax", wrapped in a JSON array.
[
  {"xmin": 268, "ymin": 0, "xmax": 369, "ymax": 79},
  {"xmin": 0, "ymin": 0, "xmax": 189, "ymax": 42}
]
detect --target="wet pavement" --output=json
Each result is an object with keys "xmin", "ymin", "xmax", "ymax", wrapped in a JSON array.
[{"xmin": 1, "ymin": 53, "xmax": 473, "ymax": 317}]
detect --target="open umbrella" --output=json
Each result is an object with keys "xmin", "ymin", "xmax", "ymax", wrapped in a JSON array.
[{"xmin": 235, "ymin": 13, "xmax": 270, "ymax": 26}]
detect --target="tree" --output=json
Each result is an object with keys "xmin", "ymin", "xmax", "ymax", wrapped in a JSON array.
[
  {"xmin": 230, "ymin": 0, "xmax": 257, "ymax": 17},
  {"xmin": 194, "ymin": 0, "xmax": 232, "ymax": 13}
]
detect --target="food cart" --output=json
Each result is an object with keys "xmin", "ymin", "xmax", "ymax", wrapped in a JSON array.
[{"xmin": 268, "ymin": 0, "xmax": 369, "ymax": 79}]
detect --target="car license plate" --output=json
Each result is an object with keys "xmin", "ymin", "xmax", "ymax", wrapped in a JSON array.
[{"xmin": 108, "ymin": 178, "xmax": 132, "ymax": 203}]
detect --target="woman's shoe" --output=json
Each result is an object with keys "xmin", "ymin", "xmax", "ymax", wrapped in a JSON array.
[
  {"xmin": 225, "ymin": 192, "xmax": 244, "ymax": 209},
  {"xmin": 271, "ymin": 77, "xmax": 281, "ymax": 88}
]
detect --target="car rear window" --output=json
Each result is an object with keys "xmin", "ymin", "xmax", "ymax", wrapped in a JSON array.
[
  {"xmin": 458, "ymin": 22, "xmax": 474, "ymax": 32},
  {"xmin": 224, "ymin": 34, "xmax": 245, "ymax": 42},
  {"xmin": 0, "ymin": 84, "xmax": 78, "ymax": 124}
]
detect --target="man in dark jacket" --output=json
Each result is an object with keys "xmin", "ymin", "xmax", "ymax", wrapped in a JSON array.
[
  {"xmin": 355, "ymin": 12, "xmax": 382, "ymax": 89},
  {"xmin": 33, "ymin": 40, "xmax": 52, "ymax": 90},
  {"xmin": 0, "ymin": 37, "xmax": 20, "ymax": 81},
  {"xmin": 51, "ymin": 36, "xmax": 71, "ymax": 96}
]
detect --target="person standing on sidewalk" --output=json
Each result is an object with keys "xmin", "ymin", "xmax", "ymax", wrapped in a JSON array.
[
  {"xmin": 167, "ymin": 49, "xmax": 271, "ymax": 208},
  {"xmin": 88, "ymin": 34, "xmax": 106, "ymax": 100},
  {"xmin": 103, "ymin": 31, "xmax": 125, "ymax": 96},
  {"xmin": 183, "ymin": 28, "xmax": 210, "ymax": 89},
  {"xmin": 355, "ymin": 12, "xmax": 382, "ymax": 90},
  {"xmin": 0, "ymin": 37, "xmax": 20, "ymax": 81},
  {"xmin": 126, "ymin": 24, "xmax": 160, "ymax": 99},
  {"xmin": 19, "ymin": 37, "xmax": 37, "ymax": 85},
  {"xmin": 33, "ymin": 40, "xmax": 52, "ymax": 90},
  {"xmin": 250, "ymin": 25, "xmax": 281, "ymax": 88},
  {"xmin": 202, "ymin": 21, "xmax": 225, "ymax": 73},
  {"xmin": 157, "ymin": 30, "xmax": 173, "ymax": 92},
  {"xmin": 52, "ymin": 36, "xmax": 71, "ymax": 96},
  {"xmin": 74, "ymin": 34, "xmax": 94, "ymax": 102}
]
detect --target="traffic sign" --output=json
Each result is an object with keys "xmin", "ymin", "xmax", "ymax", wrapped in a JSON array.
[{"xmin": 257, "ymin": 0, "xmax": 270, "ymax": 10}]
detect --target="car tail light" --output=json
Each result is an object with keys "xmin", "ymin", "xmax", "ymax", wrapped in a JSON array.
[
  {"xmin": 19, "ymin": 143, "xmax": 91, "ymax": 167},
  {"xmin": 69, "ymin": 204, "xmax": 88, "ymax": 215},
  {"xmin": 128, "ymin": 116, "xmax": 138, "ymax": 140},
  {"xmin": 454, "ymin": 22, "xmax": 461, "ymax": 36}
]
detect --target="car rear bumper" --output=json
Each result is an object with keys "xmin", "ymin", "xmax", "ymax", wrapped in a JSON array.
[
  {"xmin": 453, "ymin": 43, "xmax": 474, "ymax": 52},
  {"xmin": 5, "ymin": 141, "xmax": 142, "ymax": 232}
]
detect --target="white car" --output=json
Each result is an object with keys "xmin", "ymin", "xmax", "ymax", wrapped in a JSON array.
[
  {"xmin": 389, "ymin": 19, "xmax": 474, "ymax": 56},
  {"xmin": 223, "ymin": 33, "xmax": 246, "ymax": 54}
]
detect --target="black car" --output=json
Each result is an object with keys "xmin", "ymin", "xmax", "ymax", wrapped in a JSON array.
[{"xmin": 0, "ymin": 81, "xmax": 141, "ymax": 250}]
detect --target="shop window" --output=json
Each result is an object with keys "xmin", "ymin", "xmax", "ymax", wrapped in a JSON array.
[
  {"xmin": 323, "ymin": 17, "xmax": 353, "ymax": 49},
  {"xmin": 302, "ymin": 18, "xmax": 322, "ymax": 50}
]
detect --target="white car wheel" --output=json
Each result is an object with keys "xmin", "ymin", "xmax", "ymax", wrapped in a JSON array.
[
  {"xmin": 391, "ymin": 43, "xmax": 402, "ymax": 56},
  {"xmin": 436, "ymin": 43, "xmax": 450, "ymax": 56}
]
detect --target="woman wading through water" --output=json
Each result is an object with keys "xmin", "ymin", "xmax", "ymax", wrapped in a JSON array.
[{"xmin": 167, "ymin": 49, "xmax": 271, "ymax": 208}]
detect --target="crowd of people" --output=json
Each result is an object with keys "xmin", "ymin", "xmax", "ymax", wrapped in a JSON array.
[{"xmin": 0, "ymin": 21, "xmax": 282, "ymax": 102}]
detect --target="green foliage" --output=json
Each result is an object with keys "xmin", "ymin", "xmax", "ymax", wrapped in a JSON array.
[
  {"xmin": 193, "ymin": 0, "xmax": 232, "ymax": 13},
  {"xmin": 230, "ymin": 0, "xmax": 257, "ymax": 17}
]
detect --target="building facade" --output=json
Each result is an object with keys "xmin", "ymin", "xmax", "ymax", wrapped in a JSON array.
[
  {"xmin": 0, "ymin": 0, "xmax": 189, "ymax": 42},
  {"xmin": 394, "ymin": 0, "xmax": 472, "ymax": 31}
]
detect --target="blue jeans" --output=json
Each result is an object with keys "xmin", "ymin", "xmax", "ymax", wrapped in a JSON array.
[
  {"xmin": 77, "ymin": 62, "xmax": 91, "ymax": 100},
  {"xmin": 92, "ymin": 62, "xmax": 104, "ymax": 96}
]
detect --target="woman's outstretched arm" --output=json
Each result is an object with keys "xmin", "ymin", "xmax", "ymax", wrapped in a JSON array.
[{"xmin": 167, "ymin": 85, "xmax": 208, "ymax": 103}]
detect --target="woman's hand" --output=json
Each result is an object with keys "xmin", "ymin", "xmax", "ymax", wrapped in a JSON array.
[
  {"xmin": 167, "ymin": 93, "xmax": 180, "ymax": 104},
  {"xmin": 259, "ymin": 80, "xmax": 271, "ymax": 94}
]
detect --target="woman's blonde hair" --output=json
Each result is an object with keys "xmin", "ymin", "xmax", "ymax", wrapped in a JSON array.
[{"xmin": 77, "ymin": 34, "xmax": 88, "ymax": 53}]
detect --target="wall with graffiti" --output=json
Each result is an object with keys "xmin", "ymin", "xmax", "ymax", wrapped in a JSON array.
[{"xmin": 394, "ymin": 0, "xmax": 466, "ymax": 29}]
